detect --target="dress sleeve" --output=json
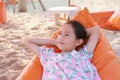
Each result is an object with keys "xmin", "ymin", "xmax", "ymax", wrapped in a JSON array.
[
  {"xmin": 79, "ymin": 45, "xmax": 93, "ymax": 60},
  {"xmin": 38, "ymin": 46, "xmax": 55, "ymax": 65}
]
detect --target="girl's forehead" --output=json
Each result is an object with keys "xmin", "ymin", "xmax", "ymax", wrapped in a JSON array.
[{"xmin": 60, "ymin": 24, "xmax": 73, "ymax": 31}]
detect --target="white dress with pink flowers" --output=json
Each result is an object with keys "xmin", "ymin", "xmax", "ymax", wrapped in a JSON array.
[{"xmin": 39, "ymin": 46, "xmax": 101, "ymax": 80}]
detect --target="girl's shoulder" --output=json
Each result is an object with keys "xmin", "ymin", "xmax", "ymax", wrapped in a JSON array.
[
  {"xmin": 39, "ymin": 46, "xmax": 56, "ymax": 59},
  {"xmin": 79, "ymin": 45, "xmax": 92, "ymax": 54},
  {"xmin": 78, "ymin": 45, "xmax": 93, "ymax": 59}
]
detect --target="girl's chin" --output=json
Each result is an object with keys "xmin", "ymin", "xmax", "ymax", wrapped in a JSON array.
[
  {"xmin": 58, "ymin": 47, "xmax": 70, "ymax": 52},
  {"xmin": 58, "ymin": 46, "xmax": 64, "ymax": 50},
  {"xmin": 58, "ymin": 46, "xmax": 63, "ymax": 50}
]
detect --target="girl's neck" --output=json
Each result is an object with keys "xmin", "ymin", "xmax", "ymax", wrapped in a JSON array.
[{"xmin": 61, "ymin": 49, "xmax": 77, "ymax": 53}]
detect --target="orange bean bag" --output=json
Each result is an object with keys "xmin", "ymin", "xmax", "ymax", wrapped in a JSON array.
[
  {"xmin": 0, "ymin": 0, "xmax": 6, "ymax": 23},
  {"xmin": 104, "ymin": 11, "xmax": 120, "ymax": 30},
  {"xmin": 91, "ymin": 11, "xmax": 114, "ymax": 29},
  {"xmin": 17, "ymin": 7, "xmax": 120, "ymax": 80}
]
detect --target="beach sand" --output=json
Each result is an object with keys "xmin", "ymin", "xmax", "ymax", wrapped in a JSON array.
[{"xmin": 0, "ymin": 0, "xmax": 120, "ymax": 80}]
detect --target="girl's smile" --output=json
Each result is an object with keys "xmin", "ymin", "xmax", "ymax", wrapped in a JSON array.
[{"xmin": 57, "ymin": 41, "xmax": 65, "ymax": 45}]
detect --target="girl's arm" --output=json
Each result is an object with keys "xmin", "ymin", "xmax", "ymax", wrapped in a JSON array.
[
  {"xmin": 23, "ymin": 38, "xmax": 57, "ymax": 56},
  {"xmin": 86, "ymin": 25, "xmax": 100, "ymax": 54}
]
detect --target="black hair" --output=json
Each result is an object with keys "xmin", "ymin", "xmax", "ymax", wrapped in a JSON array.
[{"xmin": 65, "ymin": 20, "xmax": 87, "ymax": 41}]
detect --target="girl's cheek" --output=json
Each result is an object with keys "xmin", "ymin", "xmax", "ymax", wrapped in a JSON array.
[{"xmin": 56, "ymin": 37, "xmax": 61, "ymax": 42}]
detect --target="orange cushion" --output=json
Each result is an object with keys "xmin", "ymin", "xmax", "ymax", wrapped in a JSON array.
[
  {"xmin": 91, "ymin": 11, "xmax": 114, "ymax": 30},
  {"xmin": 104, "ymin": 11, "xmax": 120, "ymax": 30},
  {"xmin": 72, "ymin": 7, "xmax": 97, "ymax": 28},
  {"xmin": 17, "ymin": 56, "xmax": 43, "ymax": 80},
  {"xmin": 0, "ymin": 1, "xmax": 6, "ymax": 23},
  {"xmin": 17, "ymin": 8, "xmax": 120, "ymax": 80}
]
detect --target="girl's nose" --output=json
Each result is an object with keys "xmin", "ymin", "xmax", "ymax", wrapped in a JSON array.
[{"xmin": 58, "ymin": 35, "xmax": 64, "ymax": 41}]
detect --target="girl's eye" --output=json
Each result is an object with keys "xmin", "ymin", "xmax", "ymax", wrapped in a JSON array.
[
  {"xmin": 65, "ymin": 34, "xmax": 69, "ymax": 36},
  {"xmin": 59, "ymin": 32, "xmax": 62, "ymax": 35}
]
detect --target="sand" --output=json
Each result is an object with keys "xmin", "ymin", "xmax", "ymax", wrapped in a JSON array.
[{"xmin": 0, "ymin": 0, "xmax": 120, "ymax": 80}]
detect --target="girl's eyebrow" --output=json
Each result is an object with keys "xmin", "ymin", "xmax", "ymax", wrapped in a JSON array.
[
  {"xmin": 61, "ymin": 30, "xmax": 70, "ymax": 34},
  {"xmin": 65, "ymin": 31, "xmax": 70, "ymax": 34}
]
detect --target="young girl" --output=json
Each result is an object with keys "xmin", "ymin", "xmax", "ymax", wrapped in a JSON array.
[{"xmin": 24, "ymin": 21, "xmax": 101, "ymax": 80}]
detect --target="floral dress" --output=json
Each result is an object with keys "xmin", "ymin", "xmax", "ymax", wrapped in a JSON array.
[{"xmin": 39, "ymin": 46, "xmax": 101, "ymax": 80}]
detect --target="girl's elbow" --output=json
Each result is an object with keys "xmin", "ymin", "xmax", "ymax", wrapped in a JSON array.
[
  {"xmin": 96, "ymin": 25, "xmax": 100, "ymax": 30},
  {"xmin": 95, "ymin": 25, "xmax": 101, "ymax": 34},
  {"xmin": 97, "ymin": 26, "xmax": 101, "ymax": 35},
  {"xmin": 23, "ymin": 38, "xmax": 30, "ymax": 46}
]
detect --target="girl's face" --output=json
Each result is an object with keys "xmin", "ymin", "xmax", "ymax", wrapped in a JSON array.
[{"xmin": 56, "ymin": 24, "xmax": 82, "ymax": 52}]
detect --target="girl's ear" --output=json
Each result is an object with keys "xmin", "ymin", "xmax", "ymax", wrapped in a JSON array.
[{"xmin": 75, "ymin": 39, "xmax": 83, "ymax": 46}]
